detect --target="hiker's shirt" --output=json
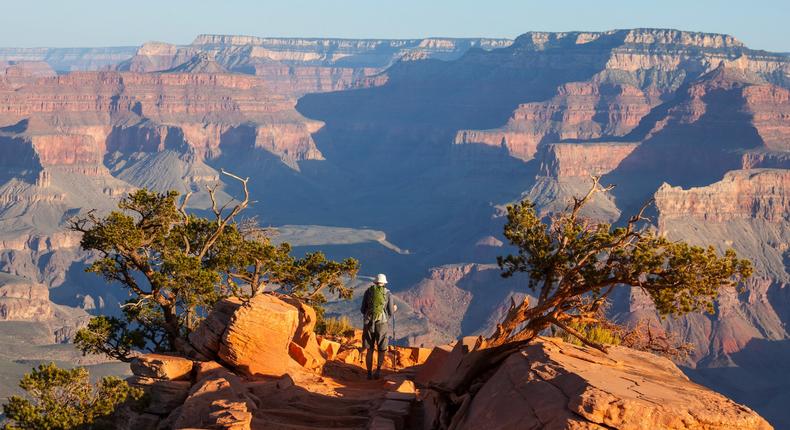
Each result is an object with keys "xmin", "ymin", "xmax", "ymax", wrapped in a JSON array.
[{"xmin": 360, "ymin": 285, "xmax": 395, "ymax": 325}]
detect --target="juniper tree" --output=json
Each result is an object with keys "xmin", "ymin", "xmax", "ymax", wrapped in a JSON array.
[
  {"xmin": 489, "ymin": 176, "xmax": 752, "ymax": 350},
  {"xmin": 1, "ymin": 363, "xmax": 143, "ymax": 430},
  {"xmin": 71, "ymin": 171, "xmax": 358, "ymax": 361}
]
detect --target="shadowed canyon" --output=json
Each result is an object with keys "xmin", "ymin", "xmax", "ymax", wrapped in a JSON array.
[{"xmin": 0, "ymin": 29, "xmax": 788, "ymax": 428}]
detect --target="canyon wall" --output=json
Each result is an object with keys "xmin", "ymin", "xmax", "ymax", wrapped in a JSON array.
[{"xmin": 0, "ymin": 28, "xmax": 788, "ymax": 425}]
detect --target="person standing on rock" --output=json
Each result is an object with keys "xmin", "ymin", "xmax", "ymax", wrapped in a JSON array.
[{"xmin": 360, "ymin": 273, "xmax": 396, "ymax": 380}]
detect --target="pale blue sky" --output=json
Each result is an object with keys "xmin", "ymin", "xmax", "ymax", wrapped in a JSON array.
[{"xmin": 1, "ymin": 0, "xmax": 788, "ymax": 52}]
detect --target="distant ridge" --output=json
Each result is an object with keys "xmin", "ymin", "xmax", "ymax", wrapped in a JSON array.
[{"xmin": 160, "ymin": 52, "xmax": 227, "ymax": 74}]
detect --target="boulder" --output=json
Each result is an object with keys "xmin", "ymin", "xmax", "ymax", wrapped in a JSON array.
[
  {"xmin": 414, "ymin": 344, "xmax": 453, "ymax": 387},
  {"xmin": 188, "ymin": 298, "xmax": 243, "ymax": 359},
  {"xmin": 319, "ymin": 337, "xmax": 341, "ymax": 360},
  {"xmin": 337, "ymin": 348, "xmax": 361, "ymax": 365},
  {"xmin": 194, "ymin": 360, "xmax": 226, "ymax": 381},
  {"xmin": 218, "ymin": 294, "xmax": 300, "ymax": 377},
  {"xmin": 172, "ymin": 366, "xmax": 255, "ymax": 430},
  {"xmin": 109, "ymin": 407, "xmax": 161, "ymax": 430},
  {"xmin": 281, "ymin": 296, "xmax": 318, "ymax": 342},
  {"xmin": 292, "ymin": 328, "xmax": 327, "ymax": 370},
  {"xmin": 392, "ymin": 346, "xmax": 432, "ymax": 368},
  {"xmin": 127, "ymin": 376, "xmax": 191, "ymax": 416},
  {"xmin": 289, "ymin": 338, "xmax": 325, "ymax": 371},
  {"xmin": 421, "ymin": 336, "xmax": 483, "ymax": 390},
  {"xmin": 130, "ymin": 353, "xmax": 194, "ymax": 381},
  {"xmin": 455, "ymin": 338, "xmax": 773, "ymax": 430}
]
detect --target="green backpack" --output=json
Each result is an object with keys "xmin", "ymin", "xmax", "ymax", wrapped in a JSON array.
[{"xmin": 366, "ymin": 284, "xmax": 387, "ymax": 322}]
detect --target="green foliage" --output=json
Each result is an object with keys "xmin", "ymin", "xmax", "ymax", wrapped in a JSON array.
[
  {"xmin": 555, "ymin": 321, "xmax": 622, "ymax": 347},
  {"xmin": 1, "ymin": 363, "xmax": 143, "ymax": 430},
  {"xmin": 73, "ymin": 316, "xmax": 145, "ymax": 362},
  {"xmin": 493, "ymin": 178, "xmax": 752, "ymax": 349},
  {"xmin": 317, "ymin": 315, "xmax": 356, "ymax": 338},
  {"xmin": 71, "ymin": 179, "xmax": 359, "ymax": 360}
]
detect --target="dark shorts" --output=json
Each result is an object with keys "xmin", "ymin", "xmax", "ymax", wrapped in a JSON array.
[{"xmin": 362, "ymin": 320, "xmax": 389, "ymax": 351}]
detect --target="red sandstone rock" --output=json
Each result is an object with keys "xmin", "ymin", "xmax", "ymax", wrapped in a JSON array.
[
  {"xmin": 127, "ymin": 376, "xmax": 191, "ymax": 416},
  {"xmin": 455, "ymin": 338, "xmax": 773, "ymax": 429},
  {"xmin": 538, "ymin": 142, "xmax": 639, "ymax": 178},
  {"xmin": 218, "ymin": 294, "xmax": 300, "ymax": 377},
  {"xmin": 655, "ymin": 169, "xmax": 789, "ymax": 224},
  {"xmin": 172, "ymin": 366, "xmax": 255, "ymax": 430},
  {"xmin": 318, "ymin": 337, "xmax": 341, "ymax": 360},
  {"xmin": 188, "ymin": 298, "xmax": 243, "ymax": 359},
  {"xmin": 455, "ymin": 82, "xmax": 659, "ymax": 161},
  {"xmin": 336, "ymin": 347, "xmax": 362, "ymax": 366},
  {"xmin": 414, "ymin": 344, "xmax": 453, "ymax": 387},
  {"xmin": 130, "ymin": 353, "xmax": 194, "ymax": 381},
  {"xmin": 288, "ymin": 340, "xmax": 325, "ymax": 371}
]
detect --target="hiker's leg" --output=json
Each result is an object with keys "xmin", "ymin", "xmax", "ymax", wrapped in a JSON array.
[
  {"xmin": 362, "ymin": 322, "xmax": 375, "ymax": 378},
  {"xmin": 376, "ymin": 348, "xmax": 385, "ymax": 372},
  {"xmin": 374, "ymin": 321, "xmax": 387, "ymax": 379},
  {"xmin": 365, "ymin": 348, "xmax": 374, "ymax": 377}
]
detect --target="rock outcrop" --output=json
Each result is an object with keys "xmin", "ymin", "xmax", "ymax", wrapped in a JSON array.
[
  {"xmin": 122, "ymin": 294, "xmax": 425, "ymax": 430},
  {"xmin": 426, "ymin": 338, "xmax": 773, "ymax": 430},
  {"xmin": 456, "ymin": 82, "xmax": 658, "ymax": 161},
  {"xmin": 188, "ymin": 294, "xmax": 328, "ymax": 377},
  {"xmin": 123, "ymin": 298, "xmax": 773, "ymax": 430},
  {"xmin": 538, "ymin": 142, "xmax": 640, "ymax": 178},
  {"xmin": 0, "ymin": 275, "xmax": 53, "ymax": 321},
  {"xmin": 0, "ymin": 70, "xmax": 324, "ymax": 169},
  {"xmin": 115, "ymin": 35, "xmax": 513, "ymax": 97},
  {"xmin": 655, "ymin": 169, "xmax": 789, "ymax": 224},
  {"xmin": 219, "ymin": 294, "xmax": 301, "ymax": 377}
]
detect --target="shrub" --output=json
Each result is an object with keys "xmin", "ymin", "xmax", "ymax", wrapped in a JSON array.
[
  {"xmin": 1, "ymin": 363, "xmax": 143, "ymax": 430},
  {"xmin": 317, "ymin": 315, "xmax": 355, "ymax": 338}
]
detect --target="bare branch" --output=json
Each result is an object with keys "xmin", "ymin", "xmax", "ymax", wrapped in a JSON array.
[
  {"xmin": 178, "ymin": 191, "xmax": 193, "ymax": 221},
  {"xmin": 197, "ymin": 170, "xmax": 251, "ymax": 260}
]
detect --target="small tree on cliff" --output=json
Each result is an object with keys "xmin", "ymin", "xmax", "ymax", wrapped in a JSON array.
[
  {"xmin": 1, "ymin": 363, "xmax": 143, "ymax": 430},
  {"xmin": 71, "ymin": 170, "xmax": 358, "ymax": 361},
  {"xmin": 489, "ymin": 176, "xmax": 752, "ymax": 350}
]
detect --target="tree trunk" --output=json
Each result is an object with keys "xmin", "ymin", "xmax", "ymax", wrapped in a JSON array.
[{"xmin": 162, "ymin": 305, "xmax": 181, "ymax": 352}]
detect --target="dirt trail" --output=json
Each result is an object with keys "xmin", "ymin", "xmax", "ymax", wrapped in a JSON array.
[{"xmin": 248, "ymin": 361, "xmax": 420, "ymax": 430}]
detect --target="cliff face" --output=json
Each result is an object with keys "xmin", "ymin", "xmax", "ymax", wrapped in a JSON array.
[
  {"xmin": 0, "ymin": 28, "xmax": 788, "ymax": 426},
  {"xmin": 538, "ymin": 142, "xmax": 640, "ymax": 178},
  {"xmin": 0, "ymin": 70, "xmax": 323, "ymax": 168},
  {"xmin": 116, "ymin": 36, "xmax": 513, "ymax": 97},
  {"xmin": 455, "ymin": 82, "xmax": 659, "ymax": 161},
  {"xmin": 314, "ymin": 29, "xmax": 790, "ymax": 425},
  {"xmin": 655, "ymin": 169, "xmax": 789, "ymax": 224},
  {"xmin": 451, "ymin": 29, "xmax": 788, "ymax": 162}
]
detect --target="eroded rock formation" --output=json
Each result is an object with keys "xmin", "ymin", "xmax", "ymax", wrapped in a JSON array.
[{"xmin": 424, "ymin": 337, "xmax": 773, "ymax": 430}]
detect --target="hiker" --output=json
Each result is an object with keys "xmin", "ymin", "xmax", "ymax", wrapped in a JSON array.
[{"xmin": 360, "ymin": 273, "xmax": 396, "ymax": 380}]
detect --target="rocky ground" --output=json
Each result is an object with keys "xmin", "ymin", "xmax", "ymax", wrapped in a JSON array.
[{"xmin": 113, "ymin": 294, "xmax": 772, "ymax": 430}]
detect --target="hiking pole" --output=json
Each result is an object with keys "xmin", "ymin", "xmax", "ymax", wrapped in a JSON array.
[{"xmin": 392, "ymin": 314, "xmax": 396, "ymax": 346}]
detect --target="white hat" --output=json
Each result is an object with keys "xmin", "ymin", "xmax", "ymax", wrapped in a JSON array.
[{"xmin": 375, "ymin": 273, "xmax": 388, "ymax": 285}]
